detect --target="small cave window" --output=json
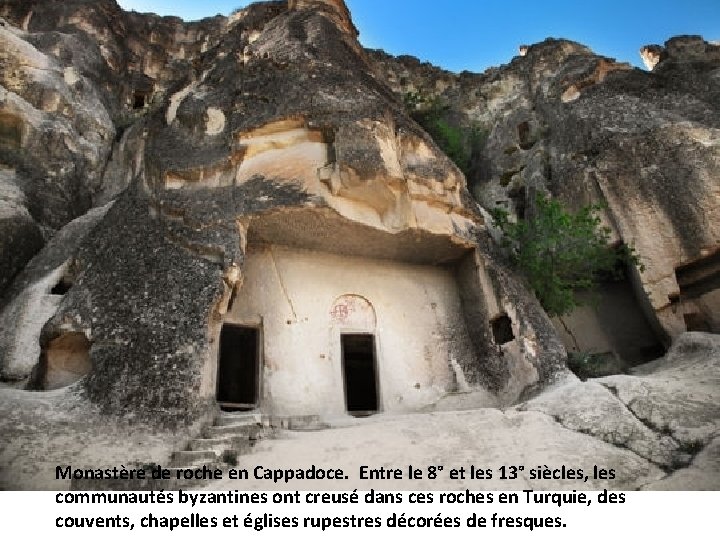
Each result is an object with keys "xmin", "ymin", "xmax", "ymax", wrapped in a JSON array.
[
  {"xmin": 517, "ymin": 121, "xmax": 531, "ymax": 149},
  {"xmin": 321, "ymin": 127, "xmax": 337, "ymax": 165},
  {"xmin": 51, "ymin": 276, "xmax": 72, "ymax": 296},
  {"xmin": 0, "ymin": 111, "xmax": 23, "ymax": 147},
  {"xmin": 132, "ymin": 92, "xmax": 147, "ymax": 110},
  {"xmin": 491, "ymin": 314, "xmax": 515, "ymax": 345}
]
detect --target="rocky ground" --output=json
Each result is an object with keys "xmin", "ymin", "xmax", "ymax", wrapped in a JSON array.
[
  {"xmin": 0, "ymin": 386, "xmax": 191, "ymax": 490},
  {"xmin": 217, "ymin": 332, "xmax": 719, "ymax": 491},
  {"xmin": 1, "ymin": 332, "xmax": 717, "ymax": 491}
]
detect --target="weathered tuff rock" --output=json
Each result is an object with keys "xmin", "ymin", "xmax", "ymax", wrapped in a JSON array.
[
  {"xmin": 0, "ymin": 0, "xmax": 717, "ymax": 491},
  {"xmin": 0, "ymin": 202, "xmax": 111, "ymax": 381},
  {"xmin": 519, "ymin": 332, "xmax": 720, "ymax": 474},
  {"xmin": 0, "ymin": 0, "xmax": 229, "ymax": 292},
  {"xmin": 642, "ymin": 35, "xmax": 720, "ymax": 71},
  {"xmin": 0, "ymin": 0, "xmax": 567, "ymax": 427},
  {"xmin": 371, "ymin": 35, "xmax": 720, "ymax": 350}
]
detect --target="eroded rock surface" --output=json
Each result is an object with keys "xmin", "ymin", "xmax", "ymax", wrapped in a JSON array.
[
  {"xmin": 0, "ymin": 0, "xmax": 230, "ymax": 292},
  {"xmin": 0, "ymin": 0, "xmax": 718, "ymax": 490},
  {"xmin": 371, "ymin": 36, "xmax": 720, "ymax": 343},
  {"xmin": 0, "ymin": 385, "xmax": 193, "ymax": 490},
  {"xmin": 0, "ymin": 0, "xmax": 566, "ymax": 429},
  {"xmin": 520, "ymin": 333, "xmax": 720, "ymax": 477},
  {"xmin": 0, "ymin": 203, "xmax": 111, "ymax": 381}
]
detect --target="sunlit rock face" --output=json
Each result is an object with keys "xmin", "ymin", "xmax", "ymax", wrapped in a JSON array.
[
  {"xmin": 641, "ymin": 37, "xmax": 720, "ymax": 71},
  {"xmin": 288, "ymin": 0, "xmax": 357, "ymax": 36},
  {"xmin": 0, "ymin": 0, "xmax": 567, "ymax": 426},
  {"xmin": 371, "ymin": 35, "xmax": 720, "ymax": 345},
  {"xmin": 640, "ymin": 44, "xmax": 665, "ymax": 70},
  {"xmin": 0, "ymin": 0, "xmax": 228, "ymax": 293}
]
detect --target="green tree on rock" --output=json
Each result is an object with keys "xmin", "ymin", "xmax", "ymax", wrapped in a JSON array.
[{"xmin": 491, "ymin": 195, "xmax": 642, "ymax": 317}]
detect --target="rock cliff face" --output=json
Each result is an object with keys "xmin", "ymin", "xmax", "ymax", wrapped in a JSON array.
[
  {"xmin": 371, "ymin": 35, "xmax": 720, "ymax": 348},
  {"xmin": 0, "ymin": 0, "xmax": 568, "ymax": 426},
  {"xmin": 0, "ymin": 0, "xmax": 718, "ymax": 491},
  {"xmin": 0, "ymin": 0, "xmax": 718, "ymax": 423},
  {"xmin": 0, "ymin": 0, "xmax": 228, "ymax": 289}
]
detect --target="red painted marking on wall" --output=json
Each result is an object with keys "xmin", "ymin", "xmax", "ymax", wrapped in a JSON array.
[{"xmin": 331, "ymin": 303, "xmax": 349, "ymax": 321}]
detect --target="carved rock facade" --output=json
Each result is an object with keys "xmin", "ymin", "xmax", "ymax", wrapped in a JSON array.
[{"xmin": 0, "ymin": 0, "xmax": 567, "ymax": 426}]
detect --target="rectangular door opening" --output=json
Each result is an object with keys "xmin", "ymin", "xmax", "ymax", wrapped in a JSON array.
[
  {"xmin": 217, "ymin": 325, "xmax": 260, "ymax": 411},
  {"xmin": 341, "ymin": 334, "xmax": 379, "ymax": 417}
]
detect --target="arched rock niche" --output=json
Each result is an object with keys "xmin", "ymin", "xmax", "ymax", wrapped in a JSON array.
[
  {"xmin": 330, "ymin": 294, "xmax": 376, "ymax": 332},
  {"xmin": 41, "ymin": 332, "xmax": 91, "ymax": 390}
]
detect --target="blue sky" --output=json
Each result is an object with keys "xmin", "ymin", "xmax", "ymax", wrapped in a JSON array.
[{"xmin": 117, "ymin": 1, "xmax": 720, "ymax": 72}]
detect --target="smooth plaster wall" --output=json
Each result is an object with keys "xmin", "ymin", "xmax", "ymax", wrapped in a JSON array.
[{"xmin": 223, "ymin": 245, "xmax": 477, "ymax": 417}]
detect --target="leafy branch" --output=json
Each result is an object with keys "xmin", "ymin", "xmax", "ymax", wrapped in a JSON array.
[
  {"xmin": 404, "ymin": 91, "xmax": 487, "ymax": 175},
  {"xmin": 491, "ymin": 195, "xmax": 643, "ymax": 317}
]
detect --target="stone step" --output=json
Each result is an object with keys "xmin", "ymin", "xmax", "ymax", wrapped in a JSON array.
[
  {"xmin": 268, "ymin": 415, "xmax": 328, "ymax": 431},
  {"xmin": 169, "ymin": 450, "xmax": 220, "ymax": 468},
  {"xmin": 204, "ymin": 423, "xmax": 264, "ymax": 440},
  {"xmin": 188, "ymin": 436, "xmax": 255, "ymax": 454},
  {"xmin": 215, "ymin": 412, "xmax": 263, "ymax": 427},
  {"xmin": 188, "ymin": 438, "xmax": 231, "ymax": 453}
]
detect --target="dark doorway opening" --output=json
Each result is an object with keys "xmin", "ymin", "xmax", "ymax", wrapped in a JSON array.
[
  {"xmin": 491, "ymin": 314, "xmax": 515, "ymax": 345},
  {"xmin": 132, "ymin": 92, "xmax": 147, "ymax": 110},
  {"xmin": 341, "ymin": 334, "xmax": 379, "ymax": 416},
  {"xmin": 217, "ymin": 325, "xmax": 260, "ymax": 410},
  {"xmin": 517, "ymin": 121, "xmax": 531, "ymax": 149}
]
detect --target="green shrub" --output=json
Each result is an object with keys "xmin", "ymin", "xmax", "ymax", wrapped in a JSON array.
[
  {"xmin": 491, "ymin": 194, "xmax": 642, "ymax": 317},
  {"xmin": 432, "ymin": 118, "xmax": 469, "ymax": 172},
  {"xmin": 403, "ymin": 92, "xmax": 486, "ymax": 175}
]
